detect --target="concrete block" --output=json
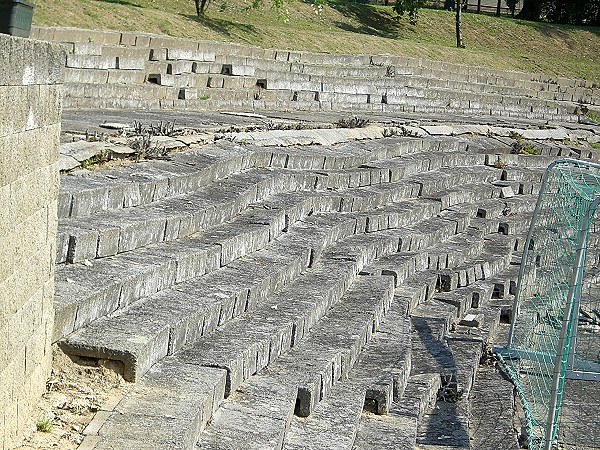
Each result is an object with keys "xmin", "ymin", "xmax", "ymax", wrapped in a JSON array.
[
  {"xmin": 116, "ymin": 57, "xmax": 146, "ymax": 70},
  {"xmin": 149, "ymin": 47, "xmax": 167, "ymax": 61},
  {"xmin": 165, "ymin": 48, "xmax": 199, "ymax": 61},
  {"xmin": 178, "ymin": 87, "xmax": 198, "ymax": 100},
  {"xmin": 167, "ymin": 60, "xmax": 193, "ymax": 75},
  {"xmin": 107, "ymin": 69, "xmax": 145, "ymax": 84},
  {"xmin": 147, "ymin": 73, "xmax": 175, "ymax": 86},
  {"xmin": 66, "ymin": 54, "xmax": 117, "ymax": 70},
  {"xmin": 64, "ymin": 67, "xmax": 109, "ymax": 84},
  {"xmin": 73, "ymin": 42, "xmax": 103, "ymax": 55}
]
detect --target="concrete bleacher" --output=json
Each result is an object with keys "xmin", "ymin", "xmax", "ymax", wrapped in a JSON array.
[
  {"xmin": 28, "ymin": 22, "xmax": 600, "ymax": 449},
  {"xmin": 48, "ymin": 117, "xmax": 600, "ymax": 449},
  {"xmin": 31, "ymin": 26, "xmax": 599, "ymax": 122}
]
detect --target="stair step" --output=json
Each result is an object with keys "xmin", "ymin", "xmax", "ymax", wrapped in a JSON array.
[
  {"xmin": 469, "ymin": 365, "xmax": 520, "ymax": 450},
  {"xmin": 416, "ymin": 400, "xmax": 470, "ymax": 450},
  {"xmin": 92, "ymin": 359, "xmax": 227, "ymax": 450},
  {"xmin": 195, "ymin": 275, "xmax": 394, "ymax": 447},
  {"xmin": 283, "ymin": 382, "xmax": 366, "ymax": 450},
  {"xmin": 58, "ymin": 168, "xmax": 284, "ymax": 262},
  {"xmin": 352, "ymin": 413, "xmax": 417, "ymax": 450},
  {"xmin": 282, "ymin": 297, "xmax": 411, "ymax": 449},
  {"xmin": 58, "ymin": 145, "xmax": 255, "ymax": 219},
  {"xmin": 392, "ymin": 373, "xmax": 442, "ymax": 421}
]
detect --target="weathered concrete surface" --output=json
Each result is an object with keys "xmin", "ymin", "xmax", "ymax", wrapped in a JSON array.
[
  {"xmin": 48, "ymin": 102, "xmax": 600, "ymax": 450},
  {"xmin": 0, "ymin": 34, "xmax": 64, "ymax": 449}
]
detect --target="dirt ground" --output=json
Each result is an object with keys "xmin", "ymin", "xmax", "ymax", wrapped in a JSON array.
[{"xmin": 12, "ymin": 346, "xmax": 130, "ymax": 450}]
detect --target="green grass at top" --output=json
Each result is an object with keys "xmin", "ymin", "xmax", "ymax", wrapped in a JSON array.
[{"xmin": 33, "ymin": 0, "xmax": 600, "ymax": 84}]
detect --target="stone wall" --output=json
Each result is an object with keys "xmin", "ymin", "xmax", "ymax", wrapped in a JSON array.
[{"xmin": 0, "ymin": 34, "xmax": 64, "ymax": 449}]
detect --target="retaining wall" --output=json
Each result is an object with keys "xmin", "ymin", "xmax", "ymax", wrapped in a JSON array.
[{"xmin": 0, "ymin": 34, "xmax": 64, "ymax": 449}]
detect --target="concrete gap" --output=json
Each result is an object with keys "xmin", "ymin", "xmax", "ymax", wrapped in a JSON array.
[
  {"xmin": 492, "ymin": 283, "xmax": 504, "ymax": 299},
  {"xmin": 381, "ymin": 269, "xmax": 398, "ymax": 287},
  {"xmin": 471, "ymin": 292, "xmax": 480, "ymax": 308},
  {"xmin": 294, "ymin": 388, "xmax": 311, "ymax": 417},
  {"xmin": 66, "ymin": 235, "xmax": 76, "ymax": 264},
  {"xmin": 308, "ymin": 248, "xmax": 316, "ymax": 268},
  {"xmin": 363, "ymin": 397, "xmax": 379, "ymax": 414},
  {"xmin": 500, "ymin": 308, "xmax": 512, "ymax": 324},
  {"xmin": 221, "ymin": 64, "xmax": 232, "ymax": 75},
  {"xmin": 166, "ymin": 64, "xmax": 173, "ymax": 75},
  {"xmin": 282, "ymin": 214, "xmax": 289, "ymax": 232},
  {"xmin": 256, "ymin": 79, "xmax": 267, "ymax": 89},
  {"xmin": 498, "ymin": 223, "xmax": 508, "ymax": 235}
]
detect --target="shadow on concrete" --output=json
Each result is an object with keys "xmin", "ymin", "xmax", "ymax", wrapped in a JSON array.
[{"xmin": 411, "ymin": 316, "xmax": 470, "ymax": 447}]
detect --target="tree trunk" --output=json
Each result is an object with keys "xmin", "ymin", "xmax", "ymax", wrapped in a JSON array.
[
  {"xmin": 456, "ymin": 0, "xmax": 464, "ymax": 48},
  {"xmin": 496, "ymin": 0, "xmax": 501, "ymax": 16},
  {"xmin": 477, "ymin": 0, "xmax": 481, "ymax": 13},
  {"xmin": 194, "ymin": 0, "xmax": 201, "ymax": 15},
  {"xmin": 518, "ymin": 0, "xmax": 541, "ymax": 20}
]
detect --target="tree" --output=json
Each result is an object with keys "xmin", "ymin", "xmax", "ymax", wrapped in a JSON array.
[
  {"xmin": 506, "ymin": 0, "xmax": 520, "ymax": 17},
  {"xmin": 393, "ymin": 0, "xmax": 427, "ymax": 24},
  {"xmin": 456, "ymin": 0, "xmax": 465, "ymax": 48},
  {"xmin": 194, "ymin": 0, "xmax": 211, "ymax": 15},
  {"xmin": 518, "ymin": 0, "xmax": 543, "ymax": 20},
  {"xmin": 517, "ymin": 0, "xmax": 599, "ymax": 23}
]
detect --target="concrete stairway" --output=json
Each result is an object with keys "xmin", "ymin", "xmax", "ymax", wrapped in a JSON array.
[
  {"xmin": 53, "ymin": 130, "xmax": 592, "ymax": 450},
  {"xmin": 31, "ymin": 26, "xmax": 599, "ymax": 122}
]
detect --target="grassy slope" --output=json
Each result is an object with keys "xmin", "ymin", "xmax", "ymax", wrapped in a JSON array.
[{"xmin": 33, "ymin": 0, "xmax": 600, "ymax": 83}]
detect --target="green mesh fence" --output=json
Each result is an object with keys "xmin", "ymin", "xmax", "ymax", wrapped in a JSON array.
[{"xmin": 495, "ymin": 158, "xmax": 600, "ymax": 450}]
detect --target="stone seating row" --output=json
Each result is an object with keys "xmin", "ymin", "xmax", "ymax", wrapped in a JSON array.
[
  {"xmin": 54, "ymin": 132, "xmax": 562, "ymax": 449},
  {"xmin": 30, "ymin": 25, "xmax": 599, "ymax": 120}
]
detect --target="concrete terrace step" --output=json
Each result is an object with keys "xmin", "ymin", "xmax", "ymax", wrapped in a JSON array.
[
  {"xmin": 194, "ymin": 275, "xmax": 395, "ymax": 449},
  {"xmin": 57, "ymin": 135, "xmax": 475, "ymax": 220},
  {"xmin": 283, "ymin": 298, "xmax": 412, "ymax": 450},
  {"xmin": 57, "ymin": 211, "xmax": 361, "ymax": 381},
  {"xmin": 62, "ymin": 81, "xmax": 582, "ymax": 123},
  {"xmin": 59, "ymin": 150, "xmax": 493, "ymax": 263},
  {"xmin": 48, "ymin": 121, "xmax": 600, "ymax": 449},
  {"xmin": 55, "ymin": 142, "xmax": 513, "ymax": 340},
  {"xmin": 53, "ymin": 203, "xmax": 359, "ymax": 343}
]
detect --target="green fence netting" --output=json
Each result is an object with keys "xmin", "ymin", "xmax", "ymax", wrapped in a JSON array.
[{"xmin": 495, "ymin": 158, "xmax": 600, "ymax": 450}]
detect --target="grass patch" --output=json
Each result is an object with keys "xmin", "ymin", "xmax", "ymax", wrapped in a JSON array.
[
  {"xmin": 587, "ymin": 110, "xmax": 600, "ymax": 122},
  {"xmin": 36, "ymin": 417, "xmax": 57, "ymax": 433},
  {"xmin": 591, "ymin": 143, "xmax": 600, "ymax": 150},
  {"xmin": 33, "ymin": 0, "xmax": 600, "ymax": 83}
]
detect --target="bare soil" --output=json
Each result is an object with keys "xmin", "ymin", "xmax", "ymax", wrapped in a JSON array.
[{"xmin": 12, "ymin": 346, "xmax": 130, "ymax": 450}]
